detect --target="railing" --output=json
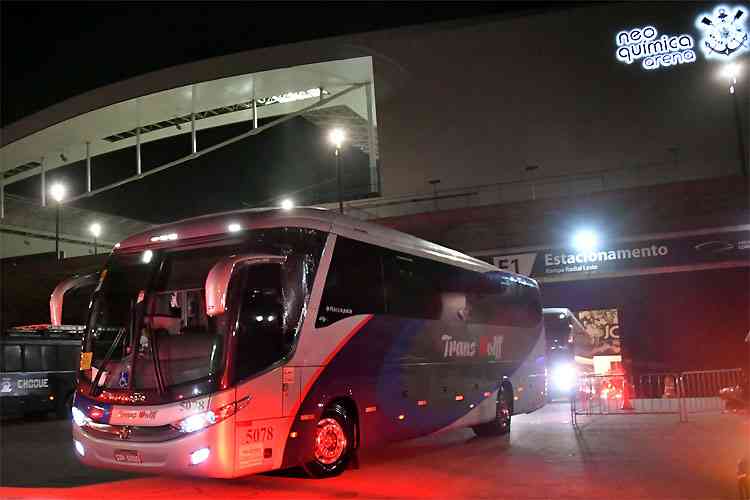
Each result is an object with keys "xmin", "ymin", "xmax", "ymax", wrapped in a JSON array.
[
  {"xmin": 333, "ymin": 159, "xmax": 739, "ymax": 221},
  {"xmin": 570, "ymin": 368, "xmax": 746, "ymax": 426},
  {"xmin": 679, "ymin": 369, "xmax": 745, "ymax": 414}
]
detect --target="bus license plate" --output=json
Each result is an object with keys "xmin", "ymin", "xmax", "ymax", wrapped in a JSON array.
[{"xmin": 114, "ymin": 449, "xmax": 141, "ymax": 464}]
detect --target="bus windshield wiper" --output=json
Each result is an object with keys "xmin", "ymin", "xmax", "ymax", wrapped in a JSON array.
[
  {"xmin": 149, "ymin": 325, "xmax": 167, "ymax": 393},
  {"xmin": 90, "ymin": 326, "xmax": 128, "ymax": 396}
]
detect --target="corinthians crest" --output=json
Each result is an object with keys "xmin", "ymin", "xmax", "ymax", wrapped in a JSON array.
[{"xmin": 697, "ymin": 4, "xmax": 749, "ymax": 58}]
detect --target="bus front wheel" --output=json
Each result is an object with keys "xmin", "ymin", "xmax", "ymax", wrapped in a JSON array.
[
  {"xmin": 303, "ymin": 402, "xmax": 354, "ymax": 478},
  {"xmin": 473, "ymin": 386, "xmax": 512, "ymax": 437}
]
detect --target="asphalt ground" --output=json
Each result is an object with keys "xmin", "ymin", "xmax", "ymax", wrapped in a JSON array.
[{"xmin": 1, "ymin": 402, "xmax": 748, "ymax": 499}]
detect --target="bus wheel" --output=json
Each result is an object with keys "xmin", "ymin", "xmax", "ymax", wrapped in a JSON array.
[
  {"xmin": 473, "ymin": 386, "xmax": 512, "ymax": 437},
  {"xmin": 303, "ymin": 403, "xmax": 354, "ymax": 478}
]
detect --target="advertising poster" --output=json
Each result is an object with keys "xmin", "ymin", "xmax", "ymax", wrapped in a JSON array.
[{"xmin": 577, "ymin": 309, "xmax": 621, "ymax": 357}]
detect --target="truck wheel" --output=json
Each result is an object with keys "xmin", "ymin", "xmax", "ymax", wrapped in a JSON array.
[
  {"xmin": 302, "ymin": 402, "xmax": 354, "ymax": 478},
  {"xmin": 473, "ymin": 386, "xmax": 512, "ymax": 437}
]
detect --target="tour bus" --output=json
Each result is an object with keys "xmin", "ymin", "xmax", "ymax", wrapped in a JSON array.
[
  {"xmin": 1, "ymin": 274, "xmax": 97, "ymax": 417},
  {"xmin": 71, "ymin": 208, "xmax": 545, "ymax": 478},
  {"xmin": 542, "ymin": 308, "xmax": 588, "ymax": 400}
]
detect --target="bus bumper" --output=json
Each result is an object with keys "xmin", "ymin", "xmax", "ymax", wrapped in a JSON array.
[{"xmin": 71, "ymin": 416, "xmax": 237, "ymax": 478}]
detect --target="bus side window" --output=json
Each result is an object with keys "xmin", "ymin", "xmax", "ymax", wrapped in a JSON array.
[
  {"xmin": 465, "ymin": 273, "xmax": 513, "ymax": 326},
  {"xmin": 317, "ymin": 237, "xmax": 385, "ymax": 327},
  {"xmin": 383, "ymin": 253, "xmax": 442, "ymax": 320},
  {"xmin": 465, "ymin": 273, "xmax": 541, "ymax": 328}
]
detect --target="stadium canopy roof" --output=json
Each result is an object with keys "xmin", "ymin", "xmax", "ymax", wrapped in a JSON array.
[{"xmin": 0, "ymin": 53, "xmax": 378, "ymax": 215}]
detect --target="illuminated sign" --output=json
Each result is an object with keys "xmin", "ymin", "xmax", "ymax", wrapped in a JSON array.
[
  {"xmin": 256, "ymin": 88, "xmax": 328, "ymax": 106},
  {"xmin": 482, "ymin": 227, "xmax": 750, "ymax": 281},
  {"xmin": 696, "ymin": 4, "xmax": 749, "ymax": 59},
  {"xmin": 615, "ymin": 25, "xmax": 696, "ymax": 70}
]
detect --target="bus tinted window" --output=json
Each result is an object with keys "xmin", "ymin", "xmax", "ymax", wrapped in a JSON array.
[
  {"xmin": 61, "ymin": 283, "xmax": 97, "ymax": 326},
  {"xmin": 466, "ymin": 272, "xmax": 541, "ymax": 328},
  {"xmin": 383, "ymin": 253, "xmax": 442, "ymax": 320},
  {"xmin": 234, "ymin": 263, "xmax": 289, "ymax": 381},
  {"xmin": 317, "ymin": 237, "xmax": 385, "ymax": 327}
]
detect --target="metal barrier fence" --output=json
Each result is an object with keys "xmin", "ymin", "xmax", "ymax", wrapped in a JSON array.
[
  {"xmin": 680, "ymin": 369, "xmax": 745, "ymax": 414},
  {"xmin": 570, "ymin": 369, "xmax": 746, "ymax": 426}
]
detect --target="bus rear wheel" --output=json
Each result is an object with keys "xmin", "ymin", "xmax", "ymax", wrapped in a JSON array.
[
  {"xmin": 473, "ymin": 386, "xmax": 512, "ymax": 437},
  {"xmin": 303, "ymin": 403, "xmax": 354, "ymax": 478}
]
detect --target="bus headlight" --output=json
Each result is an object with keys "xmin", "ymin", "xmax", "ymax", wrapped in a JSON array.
[
  {"xmin": 552, "ymin": 363, "xmax": 576, "ymax": 391},
  {"xmin": 172, "ymin": 402, "xmax": 236, "ymax": 434}
]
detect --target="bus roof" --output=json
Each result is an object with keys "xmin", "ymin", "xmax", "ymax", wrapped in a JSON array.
[{"xmin": 114, "ymin": 207, "xmax": 502, "ymax": 275}]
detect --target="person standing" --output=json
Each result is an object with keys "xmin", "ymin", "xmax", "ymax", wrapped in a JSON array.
[{"xmin": 739, "ymin": 456, "xmax": 749, "ymax": 500}]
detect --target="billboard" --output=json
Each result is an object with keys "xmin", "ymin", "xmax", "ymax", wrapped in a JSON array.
[
  {"xmin": 577, "ymin": 309, "xmax": 621, "ymax": 357},
  {"xmin": 483, "ymin": 227, "xmax": 750, "ymax": 282}
]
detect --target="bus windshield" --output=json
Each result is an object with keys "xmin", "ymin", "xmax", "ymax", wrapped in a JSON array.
[{"xmin": 81, "ymin": 227, "xmax": 326, "ymax": 399}]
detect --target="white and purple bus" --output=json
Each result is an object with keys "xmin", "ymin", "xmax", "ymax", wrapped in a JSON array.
[{"xmin": 72, "ymin": 208, "xmax": 545, "ymax": 478}]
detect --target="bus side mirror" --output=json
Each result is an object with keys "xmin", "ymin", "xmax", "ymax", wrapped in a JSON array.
[
  {"xmin": 205, "ymin": 254, "xmax": 287, "ymax": 317},
  {"xmin": 50, "ymin": 273, "xmax": 99, "ymax": 326}
]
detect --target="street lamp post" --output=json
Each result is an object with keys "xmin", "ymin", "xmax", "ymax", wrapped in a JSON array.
[
  {"xmin": 722, "ymin": 63, "xmax": 748, "ymax": 178},
  {"xmin": 329, "ymin": 128, "xmax": 346, "ymax": 214},
  {"xmin": 89, "ymin": 223, "xmax": 102, "ymax": 255},
  {"xmin": 49, "ymin": 182, "xmax": 66, "ymax": 260}
]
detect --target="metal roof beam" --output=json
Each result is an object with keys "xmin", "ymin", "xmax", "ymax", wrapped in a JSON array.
[{"xmin": 63, "ymin": 82, "xmax": 368, "ymax": 204}]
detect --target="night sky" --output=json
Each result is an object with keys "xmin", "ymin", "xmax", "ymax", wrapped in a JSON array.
[{"xmin": 1, "ymin": 2, "xmax": 570, "ymax": 222}]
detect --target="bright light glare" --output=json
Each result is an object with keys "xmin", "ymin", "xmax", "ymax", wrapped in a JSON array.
[
  {"xmin": 721, "ymin": 63, "xmax": 740, "ymax": 81},
  {"xmin": 74, "ymin": 440, "xmax": 85, "ymax": 457},
  {"xmin": 267, "ymin": 315, "xmax": 275, "ymax": 322},
  {"xmin": 150, "ymin": 233, "xmax": 178, "ymax": 242},
  {"xmin": 552, "ymin": 363, "xmax": 577, "ymax": 392},
  {"xmin": 190, "ymin": 447, "xmax": 210, "ymax": 465},
  {"xmin": 255, "ymin": 315, "xmax": 264, "ymax": 322},
  {"xmin": 49, "ymin": 182, "xmax": 67, "ymax": 203},
  {"xmin": 227, "ymin": 223, "xmax": 242, "ymax": 233},
  {"xmin": 141, "ymin": 249, "xmax": 153, "ymax": 264},
  {"xmin": 280, "ymin": 199, "xmax": 294, "ymax": 210},
  {"xmin": 89, "ymin": 223, "xmax": 102, "ymax": 238},
  {"xmin": 328, "ymin": 128, "xmax": 346, "ymax": 149},
  {"xmin": 71, "ymin": 407, "xmax": 89, "ymax": 427},
  {"xmin": 572, "ymin": 229, "xmax": 599, "ymax": 252},
  {"xmin": 178, "ymin": 411, "xmax": 216, "ymax": 433}
]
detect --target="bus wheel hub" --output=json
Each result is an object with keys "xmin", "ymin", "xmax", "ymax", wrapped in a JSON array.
[{"xmin": 314, "ymin": 418, "xmax": 347, "ymax": 464}]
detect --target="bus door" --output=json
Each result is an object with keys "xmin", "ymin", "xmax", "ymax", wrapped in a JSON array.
[{"xmin": 205, "ymin": 253, "xmax": 308, "ymax": 467}]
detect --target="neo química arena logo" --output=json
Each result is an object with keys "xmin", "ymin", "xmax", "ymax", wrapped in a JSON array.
[
  {"xmin": 615, "ymin": 4, "xmax": 749, "ymax": 71},
  {"xmin": 615, "ymin": 26, "xmax": 696, "ymax": 70}
]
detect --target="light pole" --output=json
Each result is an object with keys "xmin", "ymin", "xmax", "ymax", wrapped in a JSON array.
[
  {"xmin": 329, "ymin": 128, "xmax": 346, "ymax": 214},
  {"xmin": 721, "ymin": 63, "xmax": 748, "ymax": 178},
  {"xmin": 89, "ymin": 223, "xmax": 102, "ymax": 255},
  {"xmin": 49, "ymin": 182, "xmax": 66, "ymax": 260}
]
